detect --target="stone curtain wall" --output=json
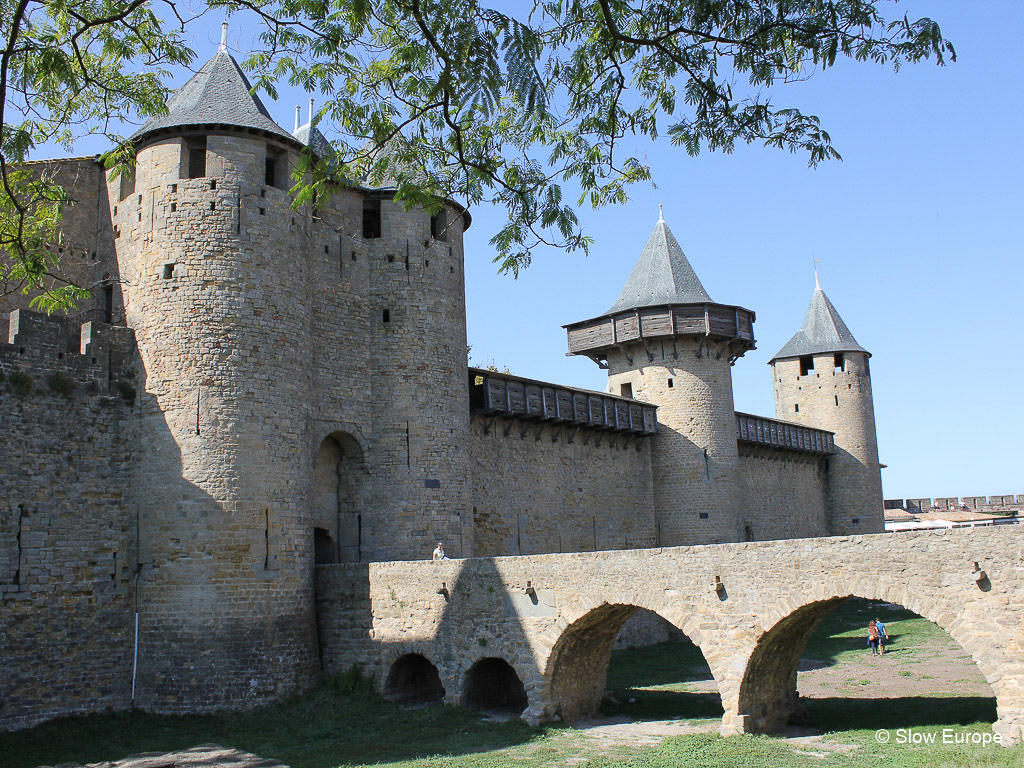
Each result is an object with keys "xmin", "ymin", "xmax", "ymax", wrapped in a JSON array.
[
  {"xmin": 737, "ymin": 446, "xmax": 830, "ymax": 541},
  {"xmin": 468, "ymin": 419, "xmax": 656, "ymax": 557},
  {"xmin": 0, "ymin": 311, "xmax": 136, "ymax": 731},
  {"xmin": 316, "ymin": 526, "xmax": 1024, "ymax": 745},
  {"xmin": 0, "ymin": 158, "xmax": 121, "ymax": 325}
]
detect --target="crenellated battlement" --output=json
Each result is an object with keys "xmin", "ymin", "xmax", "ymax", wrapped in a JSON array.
[{"xmin": 0, "ymin": 308, "xmax": 136, "ymax": 398}]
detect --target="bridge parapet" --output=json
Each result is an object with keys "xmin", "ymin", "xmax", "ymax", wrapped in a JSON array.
[{"xmin": 316, "ymin": 526, "xmax": 1024, "ymax": 745}]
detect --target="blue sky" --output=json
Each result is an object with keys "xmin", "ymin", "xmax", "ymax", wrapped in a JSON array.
[{"xmin": 36, "ymin": 1, "xmax": 1023, "ymax": 500}]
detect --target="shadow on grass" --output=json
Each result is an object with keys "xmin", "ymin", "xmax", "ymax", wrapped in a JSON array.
[
  {"xmin": 603, "ymin": 640, "xmax": 724, "ymax": 722},
  {"xmin": 0, "ymin": 683, "xmax": 545, "ymax": 768},
  {"xmin": 804, "ymin": 695, "xmax": 997, "ymax": 733},
  {"xmin": 800, "ymin": 598, "xmax": 939, "ymax": 670}
]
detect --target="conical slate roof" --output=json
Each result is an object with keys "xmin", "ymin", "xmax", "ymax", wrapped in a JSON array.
[
  {"xmin": 771, "ymin": 286, "xmax": 869, "ymax": 361},
  {"xmin": 133, "ymin": 47, "xmax": 294, "ymax": 143},
  {"xmin": 607, "ymin": 215, "xmax": 712, "ymax": 313}
]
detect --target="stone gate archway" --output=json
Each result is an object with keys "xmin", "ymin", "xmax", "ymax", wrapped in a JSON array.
[{"xmin": 313, "ymin": 432, "xmax": 366, "ymax": 563}]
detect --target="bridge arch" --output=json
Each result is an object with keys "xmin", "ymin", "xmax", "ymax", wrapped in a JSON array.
[
  {"xmin": 541, "ymin": 599, "xmax": 722, "ymax": 721},
  {"xmin": 732, "ymin": 578, "xmax": 1014, "ymax": 738},
  {"xmin": 383, "ymin": 652, "xmax": 446, "ymax": 705},
  {"xmin": 462, "ymin": 656, "xmax": 528, "ymax": 716}
]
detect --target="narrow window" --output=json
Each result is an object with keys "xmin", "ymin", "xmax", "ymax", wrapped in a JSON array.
[
  {"xmin": 799, "ymin": 355, "xmax": 814, "ymax": 376},
  {"xmin": 265, "ymin": 145, "xmax": 285, "ymax": 188},
  {"xmin": 743, "ymin": 525, "xmax": 753, "ymax": 542},
  {"xmin": 620, "ymin": 382, "xmax": 633, "ymax": 398},
  {"xmin": 118, "ymin": 168, "xmax": 135, "ymax": 202},
  {"xmin": 163, "ymin": 264, "xmax": 175, "ymax": 280},
  {"xmin": 430, "ymin": 210, "xmax": 447, "ymax": 241},
  {"xmin": 851, "ymin": 518, "xmax": 860, "ymax": 525},
  {"xmin": 794, "ymin": 404, "xmax": 799, "ymax": 413},
  {"xmin": 382, "ymin": 308, "xmax": 390, "ymax": 323},
  {"xmin": 324, "ymin": 245, "xmax": 330, "ymax": 255},
  {"xmin": 834, "ymin": 353, "xmax": 845, "ymax": 372},
  {"xmin": 102, "ymin": 285, "xmax": 114, "ymax": 323},
  {"xmin": 170, "ymin": 202, "xmax": 177, "ymax": 212},
  {"xmin": 386, "ymin": 254, "xmax": 395, "ymax": 263},
  {"xmin": 209, "ymin": 180, "xmax": 217, "ymax": 191},
  {"xmin": 185, "ymin": 137, "xmax": 207, "ymax": 178},
  {"xmin": 351, "ymin": 251, "xmax": 357, "ymax": 261},
  {"xmin": 835, "ymin": 395, "xmax": 839, "ymax": 406},
  {"xmin": 698, "ymin": 512, "xmax": 709, "ymax": 520},
  {"xmin": 258, "ymin": 208, "xmax": 265, "ymax": 216},
  {"xmin": 667, "ymin": 378, "xmax": 674, "ymax": 388},
  {"xmin": 362, "ymin": 199, "xmax": 381, "ymax": 239}
]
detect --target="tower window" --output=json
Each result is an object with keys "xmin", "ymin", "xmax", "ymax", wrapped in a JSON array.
[
  {"xmin": 834, "ymin": 353, "xmax": 845, "ymax": 372},
  {"xmin": 185, "ymin": 137, "xmax": 207, "ymax": 178},
  {"xmin": 667, "ymin": 378, "xmax": 674, "ymax": 388},
  {"xmin": 699, "ymin": 512, "xmax": 709, "ymax": 519},
  {"xmin": 794, "ymin": 404, "xmax": 799, "ymax": 413},
  {"xmin": 265, "ymin": 146, "xmax": 285, "ymax": 188},
  {"xmin": 118, "ymin": 169, "xmax": 135, "ymax": 201},
  {"xmin": 430, "ymin": 211, "xmax": 447, "ymax": 241},
  {"xmin": 799, "ymin": 355, "xmax": 814, "ymax": 376},
  {"xmin": 163, "ymin": 264, "xmax": 175, "ymax": 280},
  {"xmin": 620, "ymin": 382, "xmax": 633, "ymax": 399},
  {"xmin": 835, "ymin": 395, "xmax": 839, "ymax": 406},
  {"xmin": 363, "ymin": 199, "xmax": 382, "ymax": 239},
  {"xmin": 382, "ymin": 308, "xmax": 390, "ymax": 323}
]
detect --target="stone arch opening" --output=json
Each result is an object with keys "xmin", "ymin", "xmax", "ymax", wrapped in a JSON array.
[
  {"xmin": 463, "ymin": 658, "xmax": 527, "ymax": 716},
  {"xmin": 738, "ymin": 597, "xmax": 997, "ymax": 736},
  {"xmin": 313, "ymin": 432, "xmax": 366, "ymax": 563},
  {"xmin": 546, "ymin": 604, "xmax": 719, "ymax": 722},
  {"xmin": 383, "ymin": 653, "xmax": 445, "ymax": 705}
]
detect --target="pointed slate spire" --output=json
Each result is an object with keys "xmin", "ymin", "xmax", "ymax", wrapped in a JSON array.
[
  {"xmin": 771, "ymin": 285, "xmax": 869, "ymax": 361},
  {"xmin": 133, "ymin": 46, "xmax": 294, "ymax": 144},
  {"xmin": 607, "ymin": 213, "xmax": 712, "ymax": 313}
]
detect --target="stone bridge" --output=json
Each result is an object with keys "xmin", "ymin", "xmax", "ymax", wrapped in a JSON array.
[{"xmin": 315, "ymin": 526, "xmax": 1024, "ymax": 744}]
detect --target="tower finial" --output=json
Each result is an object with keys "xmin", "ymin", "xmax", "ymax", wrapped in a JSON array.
[
  {"xmin": 658, "ymin": 204, "xmax": 664, "ymax": 223},
  {"xmin": 308, "ymin": 98, "xmax": 314, "ymax": 125},
  {"xmin": 813, "ymin": 258, "xmax": 821, "ymax": 289},
  {"xmin": 220, "ymin": 22, "xmax": 229, "ymax": 51},
  {"xmin": 294, "ymin": 105, "xmax": 301, "ymax": 132}
]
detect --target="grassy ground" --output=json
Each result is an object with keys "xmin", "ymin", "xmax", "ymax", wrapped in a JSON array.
[{"xmin": 2, "ymin": 599, "xmax": 1020, "ymax": 768}]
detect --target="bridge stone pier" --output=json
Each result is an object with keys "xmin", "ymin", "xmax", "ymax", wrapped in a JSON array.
[{"xmin": 315, "ymin": 527, "xmax": 1024, "ymax": 745}]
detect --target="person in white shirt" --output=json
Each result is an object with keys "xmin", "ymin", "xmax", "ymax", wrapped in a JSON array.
[{"xmin": 432, "ymin": 542, "xmax": 448, "ymax": 561}]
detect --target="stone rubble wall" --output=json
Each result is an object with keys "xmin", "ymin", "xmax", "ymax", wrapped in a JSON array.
[
  {"xmin": 737, "ymin": 446, "xmax": 830, "ymax": 541},
  {"xmin": 0, "ymin": 310, "xmax": 137, "ymax": 731},
  {"xmin": 468, "ymin": 419, "xmax": 656, "ymax": 557}
]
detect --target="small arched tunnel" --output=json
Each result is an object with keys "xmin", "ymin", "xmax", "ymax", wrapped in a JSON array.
[
  {"xmin": 737, "ymin": 596, "xmax": 997, "ymax": 736},
  {"xmin": 547, "ymin": 604, "xmax": 718, "ymax": 722},
  {"xmin": 463, "ymin": 657, "xmax": 528, "ymax": 716},
  {"xmin": 383, "ymin": 653, "xmax": 446, "ymax": 705}
]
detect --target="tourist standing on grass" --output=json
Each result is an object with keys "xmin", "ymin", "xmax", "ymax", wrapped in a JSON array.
[
  {"xmin": 868, "ymin": 620, "xmax": 880, "ymax": 655},
  {"xmin": 876, "ymin": 618, "xmax": 888, "ymax": 654}
]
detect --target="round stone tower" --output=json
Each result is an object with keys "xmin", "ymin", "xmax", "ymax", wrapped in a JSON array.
[
  {"xmin": 113, "ymin": 37, "xmax": 320, "ymax": 710},
  {"xmin": 769, "ymin": 278, "xmax": 883, "ymax": 534},
  {"xmin": 564, "ymin": 211, "xmax": 756, "ymax": 545}
]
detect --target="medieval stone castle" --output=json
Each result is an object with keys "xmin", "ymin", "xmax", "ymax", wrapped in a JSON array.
[{"xmin": 0, "ymin": 41, "xmax": 884, "ymax": 731}]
